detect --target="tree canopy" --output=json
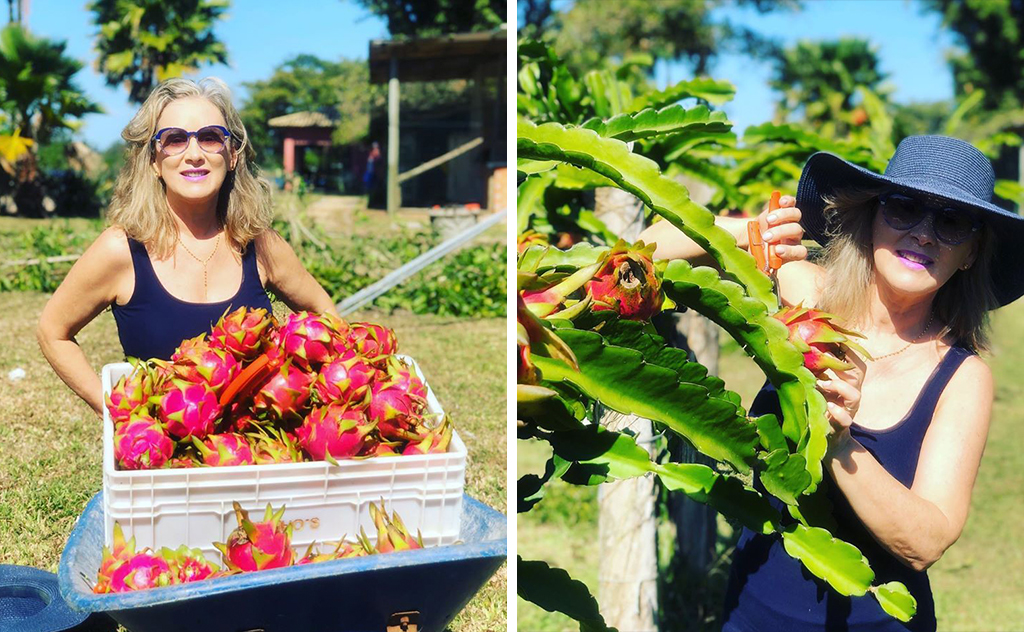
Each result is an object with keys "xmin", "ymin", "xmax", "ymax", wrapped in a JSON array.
[{"xmin": 352, "ymin": 0, "xmax": 506, "ymax": 38}]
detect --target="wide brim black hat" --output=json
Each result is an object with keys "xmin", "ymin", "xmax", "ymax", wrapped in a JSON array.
[
  {"xmin": 796, "ymin": 135, "xmax": 1024, "ymax": 306},
  {"xmin": 0, "ymin": 565, "xmax": 89, "ymax": 632}
]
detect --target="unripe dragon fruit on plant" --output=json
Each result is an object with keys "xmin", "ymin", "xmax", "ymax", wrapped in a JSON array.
[
  {"xmin": 214, "ymin": 502, "xmax": 294, "ymax": 572},
  {"xmin": 773, "ymin": 303, "xmax": 871, "ymax": 375},
  {"xmin": 297, "ymin": 403, "xmax": 377, "ymax": 462},
  {"xmin": 160, "ymin": 546, "xmax": 220, "ymax": 583},
  {"xmin": 251, "ymin": 358, "xmax": 314, "ymax": 423},
  {"xmin": 209, "ymin": 306, "xmax": 275, "ymax": 361},
  {"xmin": 150, "ymin": 379, "xmax": 221, "ymax": 440},
  {"xmin": 584, "ymin": 240, "xmax": 663, "ymax": 321},
  {"xmin": 277, "ymin": 311, "xmax": 345, "ymax": 369},
  {"xmin": 346, "ymin": 322, "xmax": 397, "ymax": 364},
  {"xmin": 313, "ymin": 354, "xmax": 376, "ymax": 407},
  {"xmin": 114, "ymin": 413, "xmax": 174, "ymax": 470},
  {"xmin": 192, "ymin": 433, "xmax": 255, "ymax": 467},
  {"xmin": 170, "ymin": 335, "xmax": 241, "ymax": 394}
]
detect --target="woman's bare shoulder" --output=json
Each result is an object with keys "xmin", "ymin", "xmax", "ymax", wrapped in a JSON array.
[
  {"xmin": 777, "ymin": 259, "xmax": 826, "ymax": 307},
  {"xmin": 86, "ymin": 226, "xmax": 132, "ymax": 268}
]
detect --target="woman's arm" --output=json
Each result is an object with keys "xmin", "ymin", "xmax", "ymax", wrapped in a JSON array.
[
  {"xmin": 822, "ymin": 355, "xmax": 993, "ymax": 571},
  {"xmin": 37, "ymin": 227, "xmax": 132, "ymax": 417},
  {"xmin": 255, "ymin": 229, "xmax": 340, "ymax": 319}
]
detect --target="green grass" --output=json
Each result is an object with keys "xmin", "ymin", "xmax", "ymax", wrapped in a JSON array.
[
  {"xmin": 518, "ymin": 301, "xmax": 1024, "ymax": 631},
  {"xmin": 0, "ymin": 292, "xmax": 505, "ymax": 632}
]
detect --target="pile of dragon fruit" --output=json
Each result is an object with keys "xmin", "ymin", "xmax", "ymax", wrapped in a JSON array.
[
  {"xmin": 94, "ymin": 500, "xmax": 422, "ymax": 593},
  {"xmin": 106, "ymin": 307, "xmax": 453, "ymax": 471}
]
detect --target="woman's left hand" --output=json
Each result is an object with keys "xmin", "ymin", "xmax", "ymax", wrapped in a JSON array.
[{"xmin": 816, "ymin": 360, "xmax": 865, "ymax": 441}]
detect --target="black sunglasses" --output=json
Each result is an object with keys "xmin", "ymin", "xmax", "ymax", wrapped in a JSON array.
[
  {"xmin": 878, "ymin": 192, "xmax": 982, "ymax": 246},
  {"xmin": 152, "ymin": 125, "xmax": 232, "ymax": 156}
]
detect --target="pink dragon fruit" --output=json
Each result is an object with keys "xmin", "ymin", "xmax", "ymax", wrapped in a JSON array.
[
  {"xmin": 773, "ymin": 303, "xmax": 870, "ymax": 375},
  {"xmin": 367, "ymin": 500, "xmax": 423, "ymax": 553},
  {"xmin": 296, "ymin": 538, "xmax": 369, "ymax": 564},
  {"xmin": 277, "ymin": 311, "xmax": 345, "ymax": 369},
  {"xmin": 106, "ymin": 361, "xmax": 163, "ymax": 425},
  {"xmin": 150, "ymin": 379, "xmax": 221, "ymax": 440},
  {"xmin": 170, "ymin": 335, "xmax": 241, "ymax": 394},
  {"xmin": 359, "ymin": 440, "xmax": 401, "ymax": 457},
  {"xmin": 346, "ymin": 322, "xmax": 398, "ymax": 364},
  {"xmin": 584, "ymin": 240, "xmax": 663, "ymax": 321},
  {"xmin": 209, "ymin": 306, "xmax": 275, "ymax": 361},
  {"xmin": 192, "ymin": 433, "xmax": 255, "ymax": 467},
  {"xmin": 94, "ymin": 522, "xmax": 135, "ymax": 593},
  {"xmin": 160, "ymin": 546, "xmax": 219, "ymax": 583},
  {"xmin": 313, "ymin": 355, "xmax": 376, "ymax": 406},
  {"xmin": 296, "ymin": 403, "xmax": 377, "ymax": 463},
  {"xmin": 163, "ymin": 455, "xmax": 200, "ymax": 469},
  {"xmin": 402, "ymin": 416, "xmax": 453, "ymax": 455},
  {"xmin": 108, "ymin": 552, "xmax": 175, "ymax": 592},
  {"xmin": 113, "ymin": 413, "xmax": 174, "ymax": 470},
  {"xmin": 381, "ymin": 356, "xmax": 427, "ymax": 400},
  {"xmin": 215, "ymin": 502, "xmax": 294, "ymax": 572},
  {"xmin": 251, "ymin": 358, "xmax": 315, "ymax": 422},
  {"xmin": 247, "ymin": 426, "xmax": 304, "ymax": 464},
  {"xmin": 367, "ymin": 376, "xmax": 428, "ymax": 442}
]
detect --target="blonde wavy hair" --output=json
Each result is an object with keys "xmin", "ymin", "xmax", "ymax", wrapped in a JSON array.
[
  {"xmin": 107, "ymin": 77, "xmax": 273, "ymax": 259},
  {"xmin": 816, "ymin": 187, "xmax": 998, "ymax": 352}
]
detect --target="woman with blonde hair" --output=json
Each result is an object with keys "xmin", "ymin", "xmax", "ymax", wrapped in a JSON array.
[
  {"xmin": 641, "ymin": 135, "xmax": 1024, "ymax": 631},
  {"xmin": 37, "ymin": 77, "xmax": 338, "ymax": 417}
]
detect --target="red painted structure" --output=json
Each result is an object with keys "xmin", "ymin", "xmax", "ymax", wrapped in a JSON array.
[{"xmin": 268, "ymin": 112, "xmax": 333, "ymax": 176}]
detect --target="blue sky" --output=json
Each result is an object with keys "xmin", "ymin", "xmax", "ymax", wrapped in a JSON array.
[
  {"xmin": 25, "ymin": 0, "xmax": 389, "ymax": 149},
  {"xmin": 519, "ymin": 0, "xmax": 958, "ymax": 133}
]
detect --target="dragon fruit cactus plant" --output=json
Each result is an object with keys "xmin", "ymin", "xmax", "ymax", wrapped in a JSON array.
[
  {"xmin": 215, "ymin": 502, "xmax": 294, "ymax": 572},
  {"xmin": 192, "ymin": 433, "xmax": 256, "ymax": 467},
  {"xmin": 113, "ymin": 413, "xmax": 175, "ymax": 470},
  {"xmin": 251, "ymin": 358, "xmax": 315, "ymax": 423},
  {"xmin": 209, "ymin": 306, "xmax": 275, "ymax": 361},
  {"xmin": 584, "ymin": 240, "xmax": 663, "ymax": 321},
  {"xmin": 297, "ymin": 402, "xmax": 378, "ymax": 462},
  {"xmin": 160, "ymin": 546, "xmax": 220, "ymax": 583},
  {"xmin": 170, "ymin": 335, "xmax": 241, "ymax": 394},
  {"xmin": 277, "ymin": 311, "xmax": 346, "ymax": 369},
  {"xmin": 773, "ymin": 303, "xmax": 871, "ymax": 375},
  {"xmin": 346, "ymin": 322, "xmax": 398, "ymax": 365},
  {"xmin": 150, "ymin": 379, "xmax": 222, "ymax": 440},
  {"xmin": 402, "ymin": 416, "xmax": 453, "ymax": 455},
  {"xmin": 313, "ymin": 354, "xmax": 376, "ymax": 406}
]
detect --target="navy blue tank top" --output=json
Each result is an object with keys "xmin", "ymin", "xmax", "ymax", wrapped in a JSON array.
[
  {"xmin": 111, "ymin": 237, "xmax": 273, "ymax": 361},
  {"xmin": 722, "ymin": 345, "xmax": 974, "ymax": 632}
]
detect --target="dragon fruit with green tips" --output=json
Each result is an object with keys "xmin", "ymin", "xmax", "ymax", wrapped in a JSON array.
[
  {"xmin": 192, "ymin": 433, "xmax": 255, "ymax": 467},
  {"xmin": 149, "ymin": 379, "xmax": 221, "ymax": 440},
  {"xmin": 215, "ymin": 502, "xmax": 294, "ymax": 572},
  {"xmin": 251, "ymin": 358, "xmax": 315, "ymax": 423},
  {"xmin": 113, "ymin": 413, "xmax": 174, "ymax": 470},
  {"xmin": 209, "ymin": 306, "xmax": 275, "ymax": 361},
  {"xmin": 106, "ymin": 360, "xmax": 164, "ymax": 425},
  {"xmin": 170, "ymin": 334, "xmax": 241, "ymax": 394},
  {"xmin": 313, "ymin": 354, "xmax": 376, "ymax": 406},
  {"xmin": 346, "ymin": 322, "xmax": 397, "ymax": 364},
  {"xmin": 160, "ymin": 546, "xmax": 220, "ymax": 583},
  {"xmin": 297, "ymin": 402, "xmax": 378, "ymax": 462},
  {"xmin": 773, "ymin": 303, "xmax": 871, "ymax": 375},
  {"xmin": 277, "ymin": 311, "xmax": 346, "ymax": 369}
]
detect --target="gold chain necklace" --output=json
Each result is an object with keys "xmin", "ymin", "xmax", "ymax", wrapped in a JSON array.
[
  {"xmin": 868, "ymin": 312, "xmax": 936, "ymax": 361},
  {"xmin": 177, "ymin": 231, "xmax": 221, "ymax": 300}
]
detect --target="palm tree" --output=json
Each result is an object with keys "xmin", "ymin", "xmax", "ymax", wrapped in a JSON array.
[
  {"xmin": 89, "ymin": 0, "xmax": 229, "ymax": 104},
  {"xmin": 0, "ymin": 23, "xmax": 101, "ymax": 214}
]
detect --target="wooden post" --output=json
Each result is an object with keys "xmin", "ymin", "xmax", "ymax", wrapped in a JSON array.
[
  {"xmin": 595, "ymin": 185, "xmax": 657, "ymax": 631},
  {"xmin": 387, "ymin": 57, "xmax": 400, "ymax": 216}
]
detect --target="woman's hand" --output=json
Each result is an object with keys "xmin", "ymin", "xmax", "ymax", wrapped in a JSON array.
[
  {"xmin": 816, "ymin": 356, "xmax": 865, "ymax": 449},
  {"xmin": 756, "ymin": 195, "xmax": 808, "ymax": 265}
]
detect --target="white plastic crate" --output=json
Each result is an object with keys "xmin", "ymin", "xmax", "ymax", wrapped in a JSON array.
[{"xmin": 101, "ymin": 355, "xmax": 465, "ymax": 560}]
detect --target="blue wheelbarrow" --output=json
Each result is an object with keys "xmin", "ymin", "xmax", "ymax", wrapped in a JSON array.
[{"xmin": 58, "ymin": 492, "xmax": 506, "ymax": 632}]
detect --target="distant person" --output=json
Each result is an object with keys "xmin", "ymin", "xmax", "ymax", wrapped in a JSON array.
[
  {"xmin": 363, "ymin": 141, "xmax": 381, "ymax": 196},
  {"xmin": 643, "ymin": 136, "xmax": 1024, "ymax": 631},
  {"xmin": 36, "ymin": 77, "xmax": 340, "ymax": 417}
]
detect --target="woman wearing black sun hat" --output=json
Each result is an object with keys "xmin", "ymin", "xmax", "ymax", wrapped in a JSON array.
[{"xmin": 640, "ymin": 134, "xmax": 1024, "ymax": 631}]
